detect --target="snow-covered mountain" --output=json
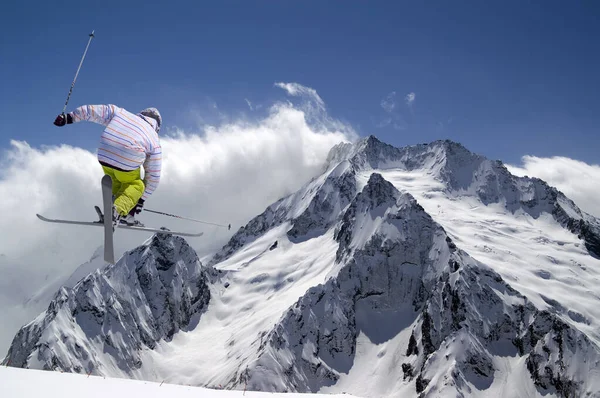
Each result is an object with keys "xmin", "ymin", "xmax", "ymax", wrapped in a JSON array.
[
  {"xmin": 3, "ymin": 234, "xmax": 215, "ymax": 375},
  {"xmin": 4, "ymin": 136, "xmax": 600, "ymax": 397}
]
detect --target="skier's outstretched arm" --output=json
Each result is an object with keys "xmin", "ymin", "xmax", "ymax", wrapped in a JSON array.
[
  {"xmin": 54, "ymin": 104, "xmax": 119, "ymax": 127},
  {"xmin": 71, "ymin": 104, "xmax": 119, "ymax": 126},
  {"xmin": 141, "ymin": 148, "xmax": 162, "ymax": 201}
]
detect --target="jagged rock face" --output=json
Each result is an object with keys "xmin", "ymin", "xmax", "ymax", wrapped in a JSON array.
[
  {"xmin": 209, "ymin": 203, "xmax": 286, "ymax": 266},
  {"xmin": 334, "ymin": 173, "xmax": 436, "ymax": 265},
  {"xmin": 412, "ymin": 261, "xmax": 600, "ymax": 397},
  {"xmin": 231, "ymin": 173, "xmax": 600, "ymax": 397},
  {"xmin": 565, "ymin": 212, "xmax": 600, "ymax": 258},
  {"xmin": 211, "ymin": 161, "xmax": 358, "ymax": 265},
  {"xmin": 334, "ymin": 136, "xmax": 600, "ymax": 259},
  {"xmin": 2, "ymin": 234, "xmax": 212, "ymax": 375},
  {"xmin": 220, "ymin": 136, "xmax": 600, "ymax": 262},
  {"xmin": 242, "ymin": 283, "xmax": 355, "ymax": 393},
  {"xmin": 449, "ymin": 154, "xmax": 600, "ymax": 258},
  {"xmin": 239, "ymin": 174, "xmax": 454, "ymax": 392},
  {"xmin": 287, "ymin": 162, "xmax": 357, "ymax": 241},
  {"xmin": 325, "ymin": 142, "xmax": 355, "ymax": 169},
  {"xmin": 346, "ymin": 136, "xmax": 406, "ymax": 170}
]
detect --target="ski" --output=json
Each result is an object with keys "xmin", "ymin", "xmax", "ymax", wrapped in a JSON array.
[
  {"xmin": 37, "ymin": 175, "xmax": 203, "ymax": 264},
  {"xmin": 36, "ymin": 214, "xmax": 204, "ymax": 237},
  {"xmin": 101, "ymin": 175, "xmax": 115, "ymax": 264}
]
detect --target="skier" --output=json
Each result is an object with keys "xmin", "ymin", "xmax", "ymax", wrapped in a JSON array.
[{"xmin": 54, "ymin": 105, "xmax": 162, "ymax": 226}]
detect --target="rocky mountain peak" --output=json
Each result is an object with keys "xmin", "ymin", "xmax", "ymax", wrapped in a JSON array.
[
  {"xmin": 362, "ymin": 172, "xmax": 400, "ymax": 205},
  {"xmin": 2, "ymin": 234, "xmax": 213, "ymax": 376}
]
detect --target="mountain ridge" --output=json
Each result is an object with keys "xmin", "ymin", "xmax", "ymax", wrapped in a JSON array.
[
  {"xmin": 3, "ymin": 234, "xmax": 215, "ymax": 376},
  {"xmin": 226, "ymin": 172, "xmax": 600, "ymax": 396}
]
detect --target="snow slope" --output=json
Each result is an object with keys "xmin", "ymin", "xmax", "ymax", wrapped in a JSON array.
[
  {"xmin": 5, "ymin": 136, "xmax": 600, "ymax": 397},
  {"xmin": 0, "ymin": 366, "xmax": 358, "ymax": 398}
]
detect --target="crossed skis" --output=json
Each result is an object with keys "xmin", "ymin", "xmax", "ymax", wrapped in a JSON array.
[{"xmin": 37, "ymin": 175, "xmax": 205, "ymax": 264}]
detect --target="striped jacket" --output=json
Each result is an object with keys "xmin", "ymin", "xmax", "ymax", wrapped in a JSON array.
[{"xmin": 71, "ymin": 104, "xmax": 162, "ymax": 200}]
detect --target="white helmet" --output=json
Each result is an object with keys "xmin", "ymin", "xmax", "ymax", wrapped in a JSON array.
[{"xmin": 139, "ymin": 107, "xmax": 162, "ymax": 133}]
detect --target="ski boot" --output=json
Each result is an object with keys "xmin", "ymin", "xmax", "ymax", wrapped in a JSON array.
[{"xmin": 120, "ymin": 208, "xmax": 144, "ymax": 227}]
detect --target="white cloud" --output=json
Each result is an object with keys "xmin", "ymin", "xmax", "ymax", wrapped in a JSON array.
[
  {"xmin": 0, "ymin": 83, "xmax": 355, "ymax": 354},
  {"xmin": 507, "ymin": 156, "xmax": 600, "ymax": 218},
  {"xmin": 274, "ymin": 82, "xmax": 325, "ymax": 111},
  {"xmin": 244, "ymin": 98, "xmax": 253, "ymax": 110},
  {"xmin": 377, "ymin": 91, "xmax": 414, "ymax": 130},
  {"xmin": 380, "ymin": 91, "xmax": 397, "ymax": 114},
  {"xmin": 275, "ymin": 82, "xmax": 355, "ymax": 138}
]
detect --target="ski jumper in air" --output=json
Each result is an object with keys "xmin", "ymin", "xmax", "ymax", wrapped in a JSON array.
[{"xmin": 54, "ymin": 105, "xmax": 162, "ymax": 226}]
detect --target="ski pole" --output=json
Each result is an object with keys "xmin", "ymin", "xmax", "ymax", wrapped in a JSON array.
[
  {"xmin": 62, "ymin": 30, "xmax": 95, "ymax": 114},
  {"xmin": 143, "ymin": 208, "xmax": 232, "ymax": 230}
]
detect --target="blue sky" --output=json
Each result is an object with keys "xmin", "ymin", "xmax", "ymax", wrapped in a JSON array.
[{"xmin": 1, "ymin": 0, "xmax": 599, "ymax": 164}]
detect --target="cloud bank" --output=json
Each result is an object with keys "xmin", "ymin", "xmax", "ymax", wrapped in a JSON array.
[
  {"xmin": 507, "ymin": 156, "xmax": 600, "ymax": 218},
  {"xmin": 0, "ymin": 83, "xmax": 355, "ymax": 355}
]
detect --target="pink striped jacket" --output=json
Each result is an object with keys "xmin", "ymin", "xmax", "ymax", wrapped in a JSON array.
[{"xmin": 71, "ymin": 104, "xmax": 162, "ymax": 200}]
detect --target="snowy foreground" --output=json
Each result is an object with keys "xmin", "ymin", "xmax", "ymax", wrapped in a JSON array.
[{"xmin": 0, "ymin": 366, "xmax": 359, "ymax": 398}]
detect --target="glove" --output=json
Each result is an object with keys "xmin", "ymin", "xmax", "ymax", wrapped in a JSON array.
[
  {"xmin": 133, "ymin": 198, "xmax": 145, "ymax": 214},
  {"xmin": 54, "ymin": 113, "xmax": 73, "ymax": 126}
]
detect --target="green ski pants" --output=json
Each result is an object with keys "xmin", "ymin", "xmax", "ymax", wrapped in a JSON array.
[{"xmin": 101, "ymin": 165, "xmax": 145, "ymax": 216}]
